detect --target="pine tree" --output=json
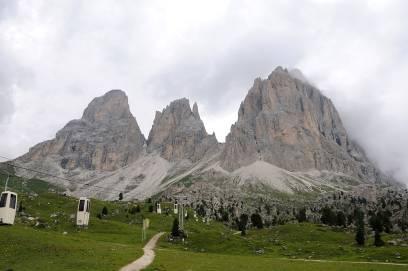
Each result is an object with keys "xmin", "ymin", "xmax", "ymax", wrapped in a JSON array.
[
  {"xmin": 336, "ymin": 211, "xmax": 346, "ymax": 228},
  {"xmin": 102, "ymin": 206, "xmax": 108, "ymax": 216},
  {"xmin": 374, "ymin": 230, "xmax": 384, "ymax": 247},
  {"xmin": 296, "ymin": 208, "xmax": 307, "ymax": 223},
  {"xmin": 238, "ymin": 214, "xmax": 249, "ymax": 235},
  {"xmin": 18, "ymin": 201, "xmax": 24, "ymax": 213},
  {"xmin": 251, "ymin": 213, "xmax": 263, "ymax": 229},
  {"xmin": 171, "ymin": 218, "xmax": 180, "ymax": 237},
  {"xmin": 355, "ymin": 209, "xmax": 365, "ymax": 246},
  {"xmin": 321, "ymin": 206, "xmax": 336, "ymax": 225}
]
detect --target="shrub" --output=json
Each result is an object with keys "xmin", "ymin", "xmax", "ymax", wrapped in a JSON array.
[
  {"xmin": 355, "ymin": 209, "xmax": 365, "ymax": 246},
  {"xmin": 296, "ymin": 208, "xmax": 307, "ymax": 223},
  {"xmin": 336, "ymin": 211, "xmax": 346, "ymax": 228},
  {"xmin": 321, "ymin": 206, "xmax": 336, "ymax": 226},
  {"xmin": 102, "ymin": 206, "xmax": 108, "ymax": 216},
  {"xmin": 129, "ymin": 205, "xmax": 141, "ymax": 214},
  {"xmin": 171, "ymin": 218, "xmax": 180, "ymax": 237},
  {"xmin": 374, "ymin": 230, "xmax": 384, "ymax": 247},
  {"xmin": 251, "ymin": 213, "xmax": 263, "ymax": 229},
  {"xmin": 237, "ymin": 214, "xmax": 249, "ymax": 235}
]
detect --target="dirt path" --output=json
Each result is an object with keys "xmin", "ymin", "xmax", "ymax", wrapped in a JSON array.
[{"xmin": 120, "ymin": 232, "xmax": 165, "ymax": 271}]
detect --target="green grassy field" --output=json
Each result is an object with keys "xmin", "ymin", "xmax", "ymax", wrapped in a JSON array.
[
  {"xmin": 0, "ymin": 176, "xmax": 173, "ymax": 271},
  {"xmin": 146, "ymin": 249, "xmax": 408, "ymax": 271},
  {"xmin": 1, "ymin": 175, "xmax": 408, "ymax": 271},
  {"xmin": 146, "ymin": 211, "xmax": 408, "ymax": 271}
]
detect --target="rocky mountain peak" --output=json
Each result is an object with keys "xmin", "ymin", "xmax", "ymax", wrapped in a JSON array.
[
  {"xmin": 192, "ymin": 102, "xmax": 200, "ymax": 119},
  {"xmin": 82, "ymin": 89, "xmax": 132, "ymax": 123},
  {"xmin": 221, "ymin": 67, "xmax": 386, "ymax": 183},
  {"xmin": 147, "ymin": 98, "xmax": 218, "ymax": 162},
  {"xmin": 19, "ymin": 90, "xmax": 145, "ymax": 171}
]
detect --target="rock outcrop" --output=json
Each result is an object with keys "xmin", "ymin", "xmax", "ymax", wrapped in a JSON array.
[
  {"xmin": 220, "ymin": 67, "xmax": 385, "ymax": 183},
  {"xmin": 18, "ymin": 90, "xmax": 145, "ymax": 171},
  {"xmin": 147, "ymin": 98, "xmax": 218, "ymax": 162},
  {"xmin": 12, "ymin": 68, "xmax": 397, "ymax": 200}
]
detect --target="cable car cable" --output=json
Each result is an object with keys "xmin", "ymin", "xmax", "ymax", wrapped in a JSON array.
[{"xmin": 0, "ymin": 155, "xmax": 126, "ymax": 195}]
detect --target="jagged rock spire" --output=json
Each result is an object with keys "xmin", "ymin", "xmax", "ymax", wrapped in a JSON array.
[{"xmin": 147, "ymin": 98, "xmax": 218, "ymax": 162}]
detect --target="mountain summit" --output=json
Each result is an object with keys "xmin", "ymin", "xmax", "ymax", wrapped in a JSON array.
[
  {"xmin": 19, "ymin": 90, "xmax": 145, "ymax": 172},
  {"xmin": 147, "ymin": 98, "xmax": 218, "ymax": 162},
  {"xmin": 220, "ymin": 67, "xmax": 384, "ymax": 182},
  {"xmin": 13, "ymin": 68, "xmax": 397, "ymax": 199}
]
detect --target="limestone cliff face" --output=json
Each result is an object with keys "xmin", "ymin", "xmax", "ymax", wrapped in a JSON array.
[
  {"xmin": 19, "ymin": 90, "xmax": 145, "ymax": 171},
  {"xmin": 220, "ymin": 67, "xmax": 384, "ymax": 183},
  {"xmin": 147, "ymin": 98, "xmax": 218, "ymax": 162}
]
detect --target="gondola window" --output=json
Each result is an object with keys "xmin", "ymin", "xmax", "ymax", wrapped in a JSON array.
[
  {"xmin": 0, "ymin": 193, "xmax": 7, "ymax": 208},
  {"xmin": 79, "ymin": 200, "xmax": 85, "ymax": 212},
  {"xmin": 10, "ymin": 194, "xmax": 16, "ymax": 209}
]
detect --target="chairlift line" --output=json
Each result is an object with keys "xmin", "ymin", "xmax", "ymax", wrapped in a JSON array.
[{"xmin": 0, "ymin": 155, "xmax": 125, "ymax": 195}]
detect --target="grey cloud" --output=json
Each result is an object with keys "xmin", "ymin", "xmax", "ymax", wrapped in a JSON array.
[
  {"xmin": 149, "ymin": 34, "xmax": 305, "ymax": 114},
  {"xmin": 0, "ymin": 0, "xmax": 408, "ymax": 184}
]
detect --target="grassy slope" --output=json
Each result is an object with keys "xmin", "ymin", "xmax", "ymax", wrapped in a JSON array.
[
  {"xmin": 0, "ymin": 176, "xmax": 173, "ymax": 271},
  {"xmin": 147, "ymin": 250, "xmax": 408, "ymax": 271},
  {"xmin": 146, "ymin": 214, "xmax": 408, "ymax": 271},
  {"xmin": 2, "ymin": 175, "xmax": 408, "ymax": 271}
]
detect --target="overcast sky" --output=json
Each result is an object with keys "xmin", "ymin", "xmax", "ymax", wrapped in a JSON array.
[{"xmin": 1, "ymin": 0, "xmax": 407, "ymax": 183}]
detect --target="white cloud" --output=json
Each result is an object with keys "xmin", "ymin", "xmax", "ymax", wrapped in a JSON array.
[{"xmin": 0, "ymin": 0, "xmax": 407, "ymax": 183}]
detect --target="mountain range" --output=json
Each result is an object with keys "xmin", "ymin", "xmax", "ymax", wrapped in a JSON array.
[{"xmin": 13, "ymin": 67, "xmax": 397, "ymax": 200}]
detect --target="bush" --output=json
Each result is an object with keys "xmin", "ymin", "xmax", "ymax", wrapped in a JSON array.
[
  {"xmin": 129, "ymin": 205, "xmax": 141, "ymax": 214},
  {"xmin": 196, "ymin": 204, "xmax": 206, "ymax": 217},
  {"xmin": 148, "ymin": 205, "xmax": 154, "ymax": 212},
  {"xmin": 355, "ymin": 209, "xmax": 365, "ymax": 246},
  {"xmin": 237, "ymin": 214, "xmax": 249, "ymax": 235},
  {"xmin": 296, "ymin": 208, "xmax": 307, "ymax": 223},
  {"xmin": 251, "ymin": 213, "xmax": 263, "ymax": 229},
  {"xmin": 336, "ymin": 211, "xmax": 346, "ymax": 227},
  {"xmin": 171, "ymin": 218, "xmax": 180, "ymax": 237},
  {"xmin": 102, "ymin": 206, "xmax": 108, "ymax": 216},
  {"xmin": 321, "ymin": 206, "xmax": 336, "ymax": 226},
  {"xmin": 18, "ymin": 201, "xmax": 24, "ymax": 213},
  {"xmin": 374, "ymin": 230, "xmax": 384, "ymax": 247}
]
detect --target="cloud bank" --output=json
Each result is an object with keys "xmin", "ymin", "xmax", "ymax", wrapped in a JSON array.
[{"xmin": 1, "ymin": 0, "xmax": 407, "ymax": 183}]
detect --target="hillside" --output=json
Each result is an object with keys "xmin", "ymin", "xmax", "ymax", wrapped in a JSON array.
[
  {"xmin": 0, "ymin": 174, "xmax": 172, "ymax": 271},
  {"xmin": 1, "ymin": 174, "xmax": 408, "ymax": 270}
]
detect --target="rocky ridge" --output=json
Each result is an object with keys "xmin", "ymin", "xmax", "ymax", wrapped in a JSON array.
[
  {"xmin": 18, "ymin": 90, "xmax": 145, "ymax": 172},
  {"xmin": 220, "ymin": 67, "xmax": 387, "ymax": 184},
  {"xmin": 12, "ymin": 68, "xmax": 398, "ymax": 200},
  {"xmin": 147, "ymin": 98, "xmax": 219, "ymax": 162}
]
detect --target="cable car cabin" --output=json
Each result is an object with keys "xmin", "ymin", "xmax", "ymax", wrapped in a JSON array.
[
  {"xmin": 0, "ymin": 191, "xmax": 17, "ymax": 225},
  {"xmin": 156, "ymin": 203, "xmax": 162, "ymax": 214},
  {"xmin": 173, "ymin": 203, "xmax": 178, "ymax": 214},
  {"xmin": 76, "ymin": 197, "xmax": 90, "ymax": 227}
]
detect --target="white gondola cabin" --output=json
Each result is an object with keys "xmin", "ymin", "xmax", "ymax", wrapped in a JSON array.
[
  {"xmin": 0, "ymin": 191, "xmax": 17, "ymax": 225},
  {"xmin": 156, "ymin": 203, "xmax": 162, "ymax": 214},
  {"xmin": 76, "ymin": 197, "xmax": 90, "ymax": 227},
  {"xmin": 173, "ymin": 203, "xmax": 178, "ymax": 214}
]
